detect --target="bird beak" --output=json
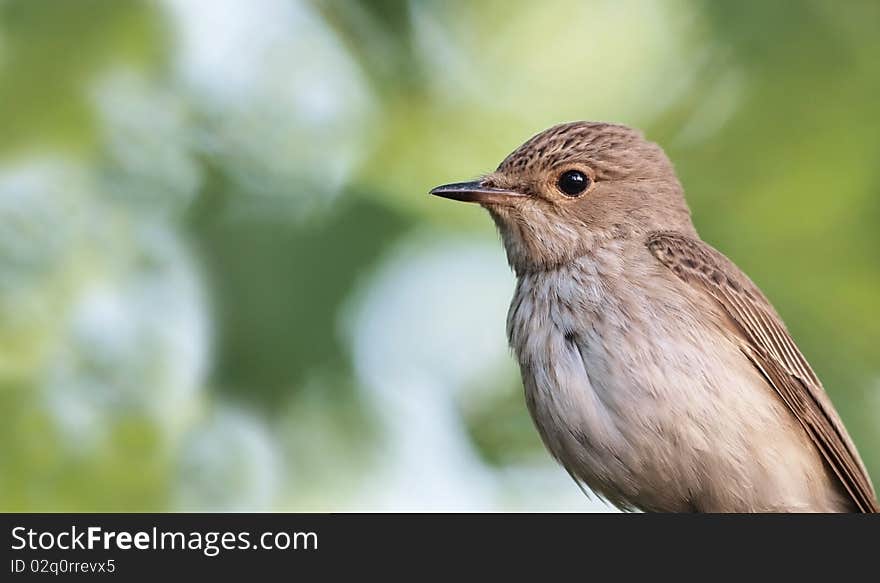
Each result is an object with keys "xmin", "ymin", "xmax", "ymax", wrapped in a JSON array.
[{"xmin": 429, "ymin": 180, "xmax": 526, "ymax": 205}]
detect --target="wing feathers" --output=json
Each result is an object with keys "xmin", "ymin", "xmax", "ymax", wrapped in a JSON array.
[{"xmin": 647, "ymin": 231, "xmax": 878, "ymax": 513}]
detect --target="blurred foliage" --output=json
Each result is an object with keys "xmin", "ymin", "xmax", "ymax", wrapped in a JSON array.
[
  {"xmin": 0, "ymin": 0, "xmax": 166, "ymax": 156},
  {"xmin": 0, "ymin": 0, "xmax": 877, "ymax": 511},
  {"xmin": 190, "ymin": 190, "xmax": 407, "ymax": 409}
]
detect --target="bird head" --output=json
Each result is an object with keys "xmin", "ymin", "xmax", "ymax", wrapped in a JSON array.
[{"xmin": 431, "ymin": 121, "xmax": 695, "ymax": 273}]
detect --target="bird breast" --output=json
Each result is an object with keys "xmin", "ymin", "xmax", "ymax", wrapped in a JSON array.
[{"xmin": 506, "ymin": 240, "xmax": 843, "ymax": 512}]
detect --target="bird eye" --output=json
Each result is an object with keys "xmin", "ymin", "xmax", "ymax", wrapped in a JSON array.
[{"xmin": 557, "ymin": 170, "xmax": 590, "ymax": 197}]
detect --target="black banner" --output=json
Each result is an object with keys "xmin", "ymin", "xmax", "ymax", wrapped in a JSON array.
[{"xmin": 0, "ymin": 513, "xmax": 874, "ymax": 578}]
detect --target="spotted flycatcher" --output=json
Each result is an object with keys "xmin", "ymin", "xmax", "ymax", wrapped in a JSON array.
[{"xmin": 430, "ymin": 121, "xmax": 877, "ymax": 512}]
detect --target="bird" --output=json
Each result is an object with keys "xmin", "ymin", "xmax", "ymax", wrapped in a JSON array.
[{"xmin": 429, "ymin": 121, "xmax": 878, "ymax": 512}]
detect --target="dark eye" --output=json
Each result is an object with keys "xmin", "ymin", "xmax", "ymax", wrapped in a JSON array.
[{"xmin": 557, "ymin": 170, "xmax": 590, "ymax": 197}]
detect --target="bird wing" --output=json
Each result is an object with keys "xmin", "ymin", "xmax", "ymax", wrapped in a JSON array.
[{"xmin": 647, "ymin": 231, "xmax": 878, "ymax": 513}]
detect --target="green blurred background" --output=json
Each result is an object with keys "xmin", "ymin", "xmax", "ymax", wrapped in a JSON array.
[{"xmin": 1, "ymin": 0, "xmax": 878, "ymax": 511}]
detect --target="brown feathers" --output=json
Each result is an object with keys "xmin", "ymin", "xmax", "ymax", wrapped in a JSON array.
[{"xmin": 648, "ymin": 231, "xmax": 878, "ymax": 513}]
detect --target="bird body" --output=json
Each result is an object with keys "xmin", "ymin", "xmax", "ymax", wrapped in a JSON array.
[
  {"xmin": 430, "ymin": 121, "xmax": 878, "ymax": 512},
  {"xmin": 509, "ymin": 236, "xmax": 849, "ymax": 511}
]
